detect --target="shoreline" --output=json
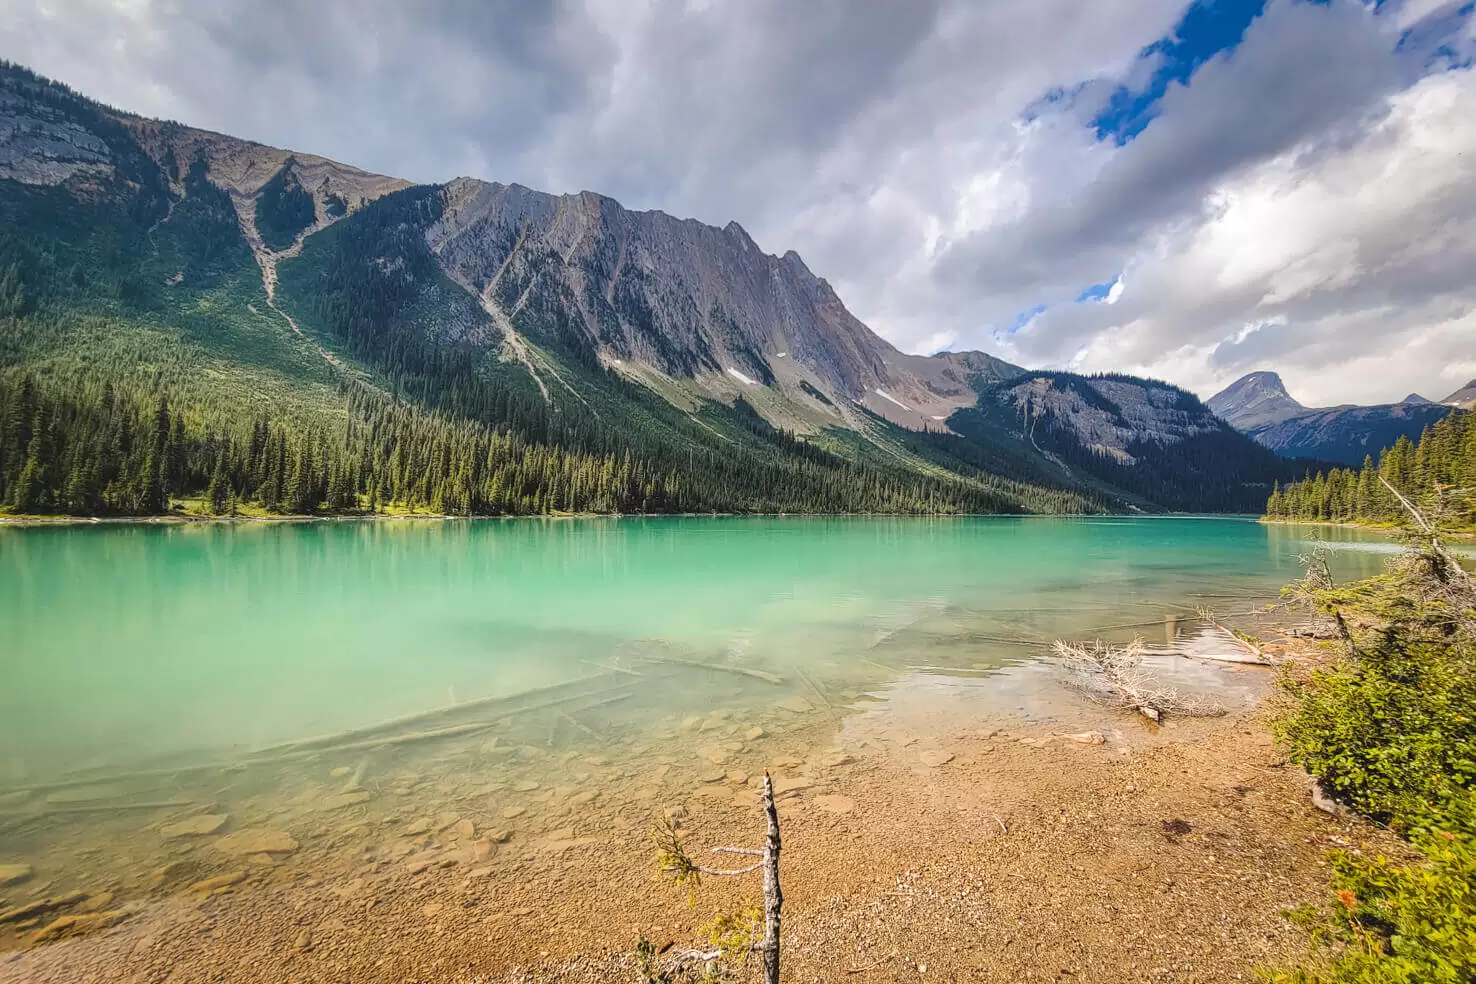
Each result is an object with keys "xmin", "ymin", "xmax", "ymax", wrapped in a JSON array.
[
  {"xmin": 1261, "ymin": 515, "xmax": 1476, "ymax": 540},
  {"xmin": 0, "ymin": 619, "xmax": 1391, "ymax": 984},
  {"xmin": 1, "ymin": 510, "xmax": 1274, "ymax": 529}
]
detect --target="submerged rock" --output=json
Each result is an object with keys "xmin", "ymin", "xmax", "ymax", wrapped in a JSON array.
[
  {"xmin": 320, "ymin": 791, "xmax": 371, "ymax": 811},
  {"xmin": 188, "ymin": 871, "xmax": 246, "ymax": 895},
  {"xmin": 161, "ymin": 814, "xmax": 229, "ymax": 840},
  {"xmin": 0, "ymin": 863, "xmax": 33, "ymax": 886},
  {"xmin": 29, "ymin": 910, "xmax": 127, "ymax": 944},
  {"xmin": 213, "ymin": 829, "xmax": 298, "ymax": 856}
]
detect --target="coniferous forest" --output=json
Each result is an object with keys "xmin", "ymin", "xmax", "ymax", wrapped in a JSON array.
[{"xmin": 1266, "ymin": 409, "xmax": 1475, "ymax": 527}]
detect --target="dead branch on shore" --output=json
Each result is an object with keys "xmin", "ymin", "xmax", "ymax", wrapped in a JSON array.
[
  {"xmin": 1054, "ymin": 638, "xmax": 1226, "ymax": 722},
  {"xmin": 1379, "ymin": 479, "xmax": 1476, "ymax": 635},
  {"xmin": 1194, "ymin": 607, "xmax": 1273, "ymax": 664},
  {"xmin": 652, "ymin": 772, "xmax": 783, "ymax": 984}
]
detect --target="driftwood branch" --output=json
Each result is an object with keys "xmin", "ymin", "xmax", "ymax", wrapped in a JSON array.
[
  {"xmin": 637, "ymin": 654, "xmax": 783, "ymax": 685},
  {"xmin": 652, "ymin": 771, "xmax": 784, "ymax": 983},
  {"xmin": 759, "ymin": 771, "xmax": 782, "ymax": 984},
  {"xmin": 1054, "ymin": 638, "xmax": 1226, "ymax": 721},
  {"xmin": 1195, "ymin": 607, "xmax": 1271, "ymax": 664}
]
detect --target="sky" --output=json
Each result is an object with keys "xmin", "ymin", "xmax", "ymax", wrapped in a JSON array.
[{"xmin": 5, "ymin": 0, "xmax": 1476, "ymax": 406}]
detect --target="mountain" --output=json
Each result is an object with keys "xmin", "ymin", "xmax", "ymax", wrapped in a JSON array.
[
  {"xmin": 0, "ymin": 61, "xmax": 1313, "ymax": 517},
  {"xmin": 1442, "ymin": 379, "xmax": 1476, "ymax": 409},
  {"xmin": 1209, "ymin": 372, "xmax": 1459, "ymax": 466},
  {"xmin": 1205, "ymin": 371, "xmax": 1307, "ymax": 431},
  {"xmin": 1400, "ymin": 393, "xmax": 1433, "ymax": 405}
]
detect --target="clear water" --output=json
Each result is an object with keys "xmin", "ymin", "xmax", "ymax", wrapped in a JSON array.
[{"xmin": 0, "ymin": 515, "xmax": 1392, "ymax": 781}]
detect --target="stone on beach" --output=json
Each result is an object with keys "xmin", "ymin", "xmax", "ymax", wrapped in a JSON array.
[{"xmin": 188, "ymin": 871, "xmax": 246, "ymax": 895}]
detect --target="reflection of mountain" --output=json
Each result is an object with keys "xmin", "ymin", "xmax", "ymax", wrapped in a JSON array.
[{"xmin": 1208, "ymin": 371, "xmax": 1458, "ymax": 466}]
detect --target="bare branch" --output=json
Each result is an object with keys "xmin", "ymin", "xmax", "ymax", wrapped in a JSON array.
[
  {"xmin": 1196, "ymin": 607, "xmax": 1271, "ymax": 664},
  {"xmin": 1054, "ymin": 638, "xmax": 1227, "ymax": 719},
  {"xmin": 692, "ymin": 861, "xmax": 764, "ymax": 877},
  {"xmin": 711, "ymin": 847, "xmax": 763, "ymax": 857}
]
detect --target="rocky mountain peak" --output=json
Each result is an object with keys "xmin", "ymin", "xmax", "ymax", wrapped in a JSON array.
[{"xmin": 1206, "ymin": 371, "xmax": 1306, "ymax": 431}]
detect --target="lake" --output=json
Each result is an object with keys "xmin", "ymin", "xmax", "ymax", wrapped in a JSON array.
[
  {"xmin": 1, "ymin": 516, "xmax": 1395, "ymax": 777},
  {"xmin": 0, "ymin": 515, "xmax": 1395, "ymax": 928}
]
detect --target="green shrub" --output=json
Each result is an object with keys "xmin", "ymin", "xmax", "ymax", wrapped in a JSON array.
[
  {"xmin": 1268, "ymin": 538, "xmax": 1475, "ymax": 983},
  {"xmin": 1263, "ymin": 797, "xmax": 1476, "ymax": 983},
  {"xmin": 1275, "ymin": 629, "xmax": 1475, "ymax": 830}
]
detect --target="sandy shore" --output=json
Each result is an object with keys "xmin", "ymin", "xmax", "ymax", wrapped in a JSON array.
[{"xmin": 0, "ymin": 636, "xmax": 1396, "ymax": 984}]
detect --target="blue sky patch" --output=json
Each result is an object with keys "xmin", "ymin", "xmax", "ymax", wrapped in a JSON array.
[
  {"xmin": 1091, "ymin": 0, "xmax": 1271, "ymax": 144},
  {"xmin": 1076, "ymin": 276, "xmax": 1121, "ymax": 302},
  {"xmin": 1010, "ymin": 304, "xmax": 1048, "ymax": 333}
]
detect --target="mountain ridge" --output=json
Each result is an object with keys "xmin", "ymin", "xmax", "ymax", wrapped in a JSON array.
[
  {"xmin": 1208, "ymin": 371, "xmax": 1461, "ymax": 466},
  {"xmin": 0, "ymin": 60, "xmax": 1317, "ymax": 517}
]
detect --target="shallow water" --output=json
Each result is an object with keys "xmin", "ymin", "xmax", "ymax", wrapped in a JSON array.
[
  {"xmin": 1, "ymin": 515, "xmax": 1390, "ymax": 778},
  {"xmin": 0, "ymin": 515, "xmax": 1395, "ymax": 931}
]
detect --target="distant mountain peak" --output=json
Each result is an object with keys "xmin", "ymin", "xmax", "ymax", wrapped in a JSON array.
[
  {"xmin": 1401, "ymin": 393, "xmax": 1433, "ymax": 405},
  {"xmin": 1206, "ymin": 371, "xmax": 1305, "ymax": 431}
]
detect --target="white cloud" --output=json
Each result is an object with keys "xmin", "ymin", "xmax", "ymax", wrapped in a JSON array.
[{"xmin": 2, "ymin": 0, "xmax": 1472, "ymax": 405}]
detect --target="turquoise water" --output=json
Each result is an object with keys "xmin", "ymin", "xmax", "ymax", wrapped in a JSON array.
[{"xmin": 0, "ymin": 516, "xmax": 1392, "ymax": 780}]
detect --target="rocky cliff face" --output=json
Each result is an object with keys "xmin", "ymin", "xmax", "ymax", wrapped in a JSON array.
[
  {"xmin": 0, "ymin": 85, "xmax": 112, "ymax": 186},
  {"xmin": 989, "ymin": 374, "xmax": 1224, "ymax": 465},
  {"xmin": 424, "ymin": 178, "xmax": 1015, "ymax": 428}
]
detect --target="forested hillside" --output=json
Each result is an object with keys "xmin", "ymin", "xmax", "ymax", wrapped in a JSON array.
[
  {"xmin": 0, "ymin": 60, "xmax": 1316, "ymax": 520},
  {"xmin": 1266, "ymin": 409, "xmax": 1475, "ymax": 527}
]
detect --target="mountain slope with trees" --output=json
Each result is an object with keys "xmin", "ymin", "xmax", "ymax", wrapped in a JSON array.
[
  {"xmin": 1209, "ymin": 371, "xmax": 1454, "ymax": 466},
  {"xmin": 1266, "ymin": 410, "xmax": 1474, "ymax": 528},
  {"xmin": 1, "ymin": 60, "xmax": 1313, "ymax": 519}
]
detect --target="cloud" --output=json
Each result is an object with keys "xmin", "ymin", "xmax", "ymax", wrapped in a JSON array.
[{"xmin": 2, "ymin": 0, "xmax": 1473, "ymax": 405}]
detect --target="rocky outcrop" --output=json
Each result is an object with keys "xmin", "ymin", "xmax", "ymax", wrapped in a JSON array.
[
  {"xmin": 125, "ymin": 119, "xmax": 410, "ymax": 221},
  {"xmin": 1442, "ymin": 379, "xmax": 1476, "ymax": 409},
  {"xmin": 0, "ymin": 83, "xmax": 112, "ymax": 185}
]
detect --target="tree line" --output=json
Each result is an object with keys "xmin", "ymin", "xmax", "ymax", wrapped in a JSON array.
[
  {"xmin": 1266, "ymin": 409, "xmax": 1475, "ymax": 527},
  {"xmin": 1, "ymin": 371, "xmax": 1094, "ymax": 518}
]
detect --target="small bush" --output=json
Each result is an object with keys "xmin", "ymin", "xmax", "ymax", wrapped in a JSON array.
[
  {"xmin": 1275, "ymin": 629, "xmax": 1475, "ymax": 830},
  {"xmin": 1262, "ymin": 797, "xmax": 1476, "ymax": 984},
  {"xmin": 1267, "ymin": 528, "xmax": 1475, "ymax": 983}
]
